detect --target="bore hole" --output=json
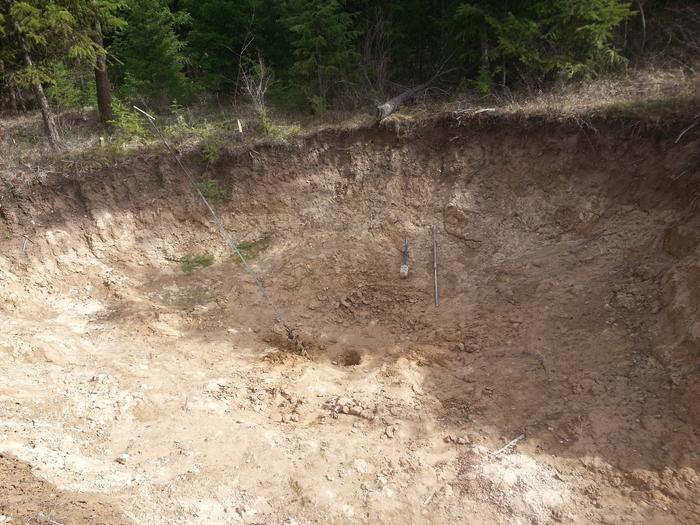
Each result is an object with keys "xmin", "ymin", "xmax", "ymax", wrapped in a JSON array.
[{"xmin": 340, "ymin": 350, "xmax": 362, "ymax": 366}]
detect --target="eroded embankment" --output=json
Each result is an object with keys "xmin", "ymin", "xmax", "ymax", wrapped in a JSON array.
[{"xmin": 0, "ymin": 113, "xmax": 699, "ymax": 524}]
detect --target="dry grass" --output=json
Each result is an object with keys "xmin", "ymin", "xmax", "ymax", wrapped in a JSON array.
[
  {"xmin": 0, "ymin": 66, "xmax": 698, "ymax": 185},
  {"xmin": 437, "ymin": 66, "xmax": 699, "ymax": 119}
]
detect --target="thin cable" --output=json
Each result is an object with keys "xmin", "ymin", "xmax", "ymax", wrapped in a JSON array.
[{"xmin": 133, "ymin": 106, "xmax": 293, "ymax": 335}]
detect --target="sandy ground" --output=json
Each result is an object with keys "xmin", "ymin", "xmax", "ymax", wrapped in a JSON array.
[{"xmin": 0, "ymin": 115, "xmax": 699, "ymax": 524}]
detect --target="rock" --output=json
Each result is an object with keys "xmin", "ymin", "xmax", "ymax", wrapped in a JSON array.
[
  {"xmin": 116, "ymin": 453, "xmax": 129, "ymax": 465},
  {"xmin": 454, "ymin": 342, "xmax": 465, "ymax": 352},
  {"xmin": 353, "ymin": 458, "xmax": 374, "ymax": 474},
  {"xmin": 385, "ymin": 425, "xmax": 397, "ymax": 439}
]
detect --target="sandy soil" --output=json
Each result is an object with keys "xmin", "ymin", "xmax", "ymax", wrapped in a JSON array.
[{"xmin": 0, "ymin": 114, "xmax": 699, "ymax": 524}]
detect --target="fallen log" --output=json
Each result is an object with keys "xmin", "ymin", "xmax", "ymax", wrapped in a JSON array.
[{"xmin": 376, "ymin": 79, "xmax": 431, "ymax": 120}]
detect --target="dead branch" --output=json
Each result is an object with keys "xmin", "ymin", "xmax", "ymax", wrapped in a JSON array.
[{"xmin": 489, "ymin": 434, "xmax": 525, "ymax": 457}]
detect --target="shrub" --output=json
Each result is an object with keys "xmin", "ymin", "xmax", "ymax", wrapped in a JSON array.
[{"xmin": 110, "ymin": 99, "xmax": 147, "ymax": 139}]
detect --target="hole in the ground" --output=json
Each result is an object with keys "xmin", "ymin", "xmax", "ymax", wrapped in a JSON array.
[
  {"xmin": 1, "ymin": 118, "xmax": 699, "ymax": 522},
  {"xmin": 340, "ymin": 350, "xmax": 362, "ymax": 366}
]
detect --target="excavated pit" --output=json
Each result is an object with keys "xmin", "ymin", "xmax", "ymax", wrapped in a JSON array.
[{"xmin": 1, "ymin": 114, "xmax": 699, "ymax": 524}]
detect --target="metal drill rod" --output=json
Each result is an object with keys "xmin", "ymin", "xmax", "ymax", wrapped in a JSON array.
[{"xmin": 432, "ymin": 225, "xmax": 439, "ymax": 306}]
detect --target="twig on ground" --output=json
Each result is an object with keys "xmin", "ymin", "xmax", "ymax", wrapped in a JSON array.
[
  {"xmin": 423, "ymin": 487, "xmax": 440, "ymax": 506},
  {"xmin": 675, "ymin": 120, "xmax": 699, "ymax": 144},
  {"xmin": 472, "ymin": 108, "xmax": 496, "ymax": 115},
  {"xmin": 489, "ymin": 434, "xmax": 525, "ymax": 457}
]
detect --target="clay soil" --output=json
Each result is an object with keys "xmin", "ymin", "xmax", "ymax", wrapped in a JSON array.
[{"xmin": 1, "ymin": 114, "xmax": 699, "ymax": 524}]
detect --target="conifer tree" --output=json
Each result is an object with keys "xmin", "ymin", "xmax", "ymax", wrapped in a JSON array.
[
  {"xmin": 287, "ymin": 0, "xmax": 360, "ymax": 112},
  {"xmin": 111, "ymin": 0, "xmax": 191, "ymax": 108}
]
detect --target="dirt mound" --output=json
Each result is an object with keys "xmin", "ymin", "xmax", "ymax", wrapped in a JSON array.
[{"xmin": 0, "ymin": 114, "xmax": 699, "ymax": 524}]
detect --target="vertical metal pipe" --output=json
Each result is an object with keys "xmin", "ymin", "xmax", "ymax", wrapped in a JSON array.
[{"xmin": 433, "ymin": 225, "xmax": 439, "ymax": 306}]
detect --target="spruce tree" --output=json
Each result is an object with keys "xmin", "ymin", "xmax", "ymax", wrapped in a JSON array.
[
  {"xmin": 111, "ymin": 0, "xmax": 191, "ymax": 109},
  {"xmin": 287, "ymin": 0, "xmax": 360, "ymax": 112}
]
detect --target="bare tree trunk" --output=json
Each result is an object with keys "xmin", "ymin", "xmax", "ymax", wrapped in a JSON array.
[
  {"xmin": 637, "ymin": 0, "xmax": 646, "ymax": 54},
  {"xmin": 8, "ymin": 85, "xmax": 18, "ymax": 113},
  {"xmin": 4, "ymin": 1, "xmax": 61, "ymax": 147},
  {"xmin": 29, "ymin": 73, "xmax": 61, "ymax": 148},
  {"xmin": 480, "ymin": 30, "xmax": 489, "ymax": 70},
  {"xmin": 93, "ymin": 14, "xmax": 115, "ymax": 130},
  {"xmin": 16, "ymin": 85, "xmax": 27, "ymax": 112}
]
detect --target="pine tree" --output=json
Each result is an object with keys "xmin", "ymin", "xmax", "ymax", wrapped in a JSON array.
[
  {"xmin": 0, "ymin": 0, "xmax": 78, "ymax": 147},
  {"xmin": 89, "ymin": 1, "xmax": 126, "ymax": 128},
  {"xmin": 287, "ymin": 0, "xmax": 360, "ymax": 112},
  {"xmin": 453, "ymin": 0, "xmax": 634, "ymax": 90},
  {"xmin": 111, "ymin": 0, "xmax": 191, "ymax": 109}
]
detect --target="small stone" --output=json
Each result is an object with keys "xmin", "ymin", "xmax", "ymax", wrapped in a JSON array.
[
  {"xmin": 385, "ymin": 425, "xmax": 397, "ymax": 439},
  {"xmin": 290, "ymin": 413, "xmax": 299, "ymax": 422},
  {"xmin": 116, "ymin": 453, "xmax": 129, "ymax": 465},
  {"xmin": 454, "ymin": 343, "xmax": 465, "ymax": 352},
  {"xmin": 456, "ymin": 437, "xmax": 468, "ymax": 445}
]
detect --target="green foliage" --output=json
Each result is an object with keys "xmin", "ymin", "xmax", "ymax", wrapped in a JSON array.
[
  {"xmin": 232, "ymin": 237, "xmax": 270, "ymax": 263},
  {"xmin": 475, "ymin": 63, "xmax": 494, "ymax": 94},
  {"xmin": 453, "ymin": 0, "xmax": 634, "ymax": 88},
  {"xmin": 287, "ymin": 0, "xmax": 360, "ymax": 111},
  {"xmin": 109, "ymin": 98, "xmax": 147, "ymax": 138},
  {"xmin": 0, "ymin": 0, "xmax": 651, "ymax": 128},
  {"xmin": 201, "ymin": 133, "xmax": 225, "ymax": 166},
  {"xmin": 45, "ymin": 60, "xmax": 96, "ymax": 109},
  {"xmin": 180, "ymin": 0, "xmax": 292, "ymax": 94},
  {"xmin": 195, "ymin": 177, "xmax": 226, "ymax": 203},
  {"xmin": 45, "ymin": 61, "xmax": 81, "ymax": 108},
  {"xmin": 181, "ymin": 253, "xmax": 214, "ymax": 274},
  {"xmin": 255, "ymin": 112, "xmax": 281, "ymax": 137},
  {"xmin": 111, "ymin": 0, "xmax": 192, "ymax": 108}
]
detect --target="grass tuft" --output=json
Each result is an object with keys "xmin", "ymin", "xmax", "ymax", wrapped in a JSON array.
[
  {"xmin": 195, "ymin": 178, "xmax": 226, "ymax": 204},
  {"xmin": 181, "ymin": 253, "xmax": 215, "ymax": 275},
  {"xmin": 232, "ymin": 237, "xmax": 271, "ymax": 263}
]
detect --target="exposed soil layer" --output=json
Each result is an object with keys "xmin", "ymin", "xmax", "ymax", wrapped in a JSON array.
[
  {"xmin": 0, "ymin": 453, "xmax": 128, "ymax": 524},
  {"xmin": 1, "ymin": 114, "xmax": 699, "ymax": 524}
]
